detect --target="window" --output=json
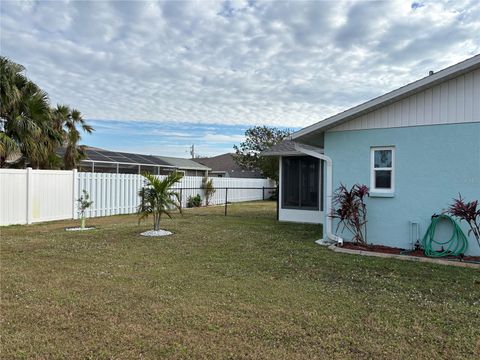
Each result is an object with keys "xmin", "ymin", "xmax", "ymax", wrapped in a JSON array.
[
  {"xmin": 370, "ymin": 147, "xmax": 395, "ymax": 193},
  {"xmin": 282, "ymin": 156, "xmax": 319, "ymax": 209}
]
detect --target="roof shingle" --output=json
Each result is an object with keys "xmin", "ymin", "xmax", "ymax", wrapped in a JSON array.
[
  {"xmin": 194, "ymin": 153, "xmax": 263, "ymax": 178},
  {"xmin": 261, "ymin": 140, "xmax": 323, "ymax": 156}
]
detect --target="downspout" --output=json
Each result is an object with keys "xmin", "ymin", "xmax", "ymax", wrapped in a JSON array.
[{"xmin": 294, "ymin": 144, "xmax": 343, "ymax": 245}]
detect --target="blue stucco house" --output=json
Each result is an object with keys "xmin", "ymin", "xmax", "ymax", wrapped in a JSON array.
[{"xmin": 264, "ymin": 55, "xmax": 480, "ymax": 256}]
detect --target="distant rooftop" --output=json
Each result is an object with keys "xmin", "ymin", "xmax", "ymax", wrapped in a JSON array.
[
  {"xmin": 154, "ymin": 155, "xmax": 211, "ymax": 171},
  {"xmin": 194, "ymin": 153, "xmax": 263, "ymax": 178},
  {"xmin": 58, "ymin": 147, "xmax": 211, "ymax": 173}
]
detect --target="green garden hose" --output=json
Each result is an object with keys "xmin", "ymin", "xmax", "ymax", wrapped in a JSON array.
[{"xmin": 422, "ymin": 214, "xmax": 468, "ymax": 257}]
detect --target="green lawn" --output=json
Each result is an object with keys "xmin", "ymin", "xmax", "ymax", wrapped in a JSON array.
[{"xmin": 1, "ymin": 201, "xmax": 479, "ymax": 359}]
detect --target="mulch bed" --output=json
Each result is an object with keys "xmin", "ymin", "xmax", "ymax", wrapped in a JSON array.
[{"xmin": 341, "ymin": 242, "xmax": 480, "ymax": 263}]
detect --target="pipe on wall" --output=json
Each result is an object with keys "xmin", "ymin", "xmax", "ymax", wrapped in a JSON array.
[{"xmin": 294, "ymin": 144, "xmax": 343, "ymax": 245}]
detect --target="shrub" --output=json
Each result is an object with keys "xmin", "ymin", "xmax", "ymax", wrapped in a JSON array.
[
  {"xmin": 201, "ymin": 177, "xmax": 216, "ymax": 206},
  {"xmin": 268, "ymin": 187, "xmax": 278, "ymax": 201},
  {"xmin": 138, "ymin": 172, "xmax": 183, "ymax": 231},
  {"xmin": 77, "ymin": 190, "xmax": 93, "ymax": 229},
  {"xmin": 330, "ymin": 184, "xmax": 369, "ymax": 245},
  {"xmin": 187, "ymin": 194, "xmax": 202, "ymax": 208},
  {"xmin": 448, "ymin": 194, "xmax": 480, "ymax": 248}
]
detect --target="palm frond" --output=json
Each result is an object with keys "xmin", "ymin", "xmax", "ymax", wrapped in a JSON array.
[
  {"xmin": 138, "ymin": 172, "xmax": 184, "ymax": 230},
  {"xmin": 81, "ymin": 124, "xmax": 94, "ymax": 133},
  {"xmin": 0, "ymin": 132, "xmax": 20, "ymax": 165}
]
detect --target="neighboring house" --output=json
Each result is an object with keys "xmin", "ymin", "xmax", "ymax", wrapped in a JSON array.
[
  {"xmin": 61, "ymin": 147, "xmax": 211, "ymax": 176},
  {"xmin": 263, "ymin": 54, "xmax": 480, "ymax": 256},
  {"xmin": 194, "ymin": 153, "xmax": 263, "ymax": 178}
]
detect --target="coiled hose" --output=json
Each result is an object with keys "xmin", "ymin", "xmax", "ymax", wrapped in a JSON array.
[{"xmin": 422, "ymin": 214, "xmax": 468, "ymax": 257}]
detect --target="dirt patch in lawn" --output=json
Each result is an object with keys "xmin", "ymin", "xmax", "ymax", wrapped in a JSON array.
[{"xmin": 341, "ymin": 242, "xmax": 480, "ymax": 263}]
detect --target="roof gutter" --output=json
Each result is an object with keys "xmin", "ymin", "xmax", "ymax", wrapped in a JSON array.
[{"xmin": 294, "ymin": 143, "xmax": 343, "ymax": 245}]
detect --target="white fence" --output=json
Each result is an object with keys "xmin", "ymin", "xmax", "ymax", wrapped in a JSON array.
[
  {"xmin": 0, "ymin": 169, "xmax": 75, "ymax": 226},
  {"xmin": 0, "ymin": 168, "xmax": 275, "ymax": 226},
  {"xmin": 78, "ymin": 173, "xmax": 275, "ymax": 218}
]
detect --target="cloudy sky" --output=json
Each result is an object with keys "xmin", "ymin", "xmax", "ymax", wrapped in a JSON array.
[{"xmin": 2, "ymin": 0, "xmax": 479, "ymax": 157}]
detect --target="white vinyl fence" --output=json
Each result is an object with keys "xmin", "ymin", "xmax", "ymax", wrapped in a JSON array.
[
  {"xmin": 78, "ymin": 173, "xmax": 275, "ymax": 218},
  {"xmin": 0, "ymin": 169, "xmax": 75, "ymax": 226},
  {"xmin": 0, "ymin": 168, "xmax": 275, "ymax": 226}
]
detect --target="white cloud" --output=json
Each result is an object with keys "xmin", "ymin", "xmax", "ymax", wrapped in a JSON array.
[
  {"xmin": 202, "ymin": 133, "xmax": 245, "ymax": 143},
  {"xmin": 1, "ymin": 0, "xmax": 479, "ymax": 128}
]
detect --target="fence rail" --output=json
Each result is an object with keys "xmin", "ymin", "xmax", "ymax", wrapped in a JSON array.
[
  {"xmin": 0, "ymin": 168, "xmax": 275, "ymax": 226},
  {"xmin": 175, "ymin": 186, "xmax": 277, "ymax": 216}
]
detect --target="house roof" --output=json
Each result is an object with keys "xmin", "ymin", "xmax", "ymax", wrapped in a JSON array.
[
  {"xmin": 155, "ymin": 156, "xmax": 210, "ymax": 171},
  {"xmin": 261, "ymin": 140, "xmax": 324, "ymax": 156},
  {"xmin": 194, "ymin": 153, "xmax": 264, "ymax": 178},
  {"xmin": 74, "ymin": 147, "xmax": 210, "ymax": 171},
  {"xmin": 292, "ymin": 54, "xmax": 480, "ymax": 140}
]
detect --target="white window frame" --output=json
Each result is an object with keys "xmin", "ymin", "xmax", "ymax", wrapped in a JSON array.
[{"xmin": 370, "ymin": 146, "xmax": 395, "ymax": 193}]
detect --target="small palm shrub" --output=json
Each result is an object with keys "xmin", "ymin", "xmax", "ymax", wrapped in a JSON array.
[
  {"xmin": 201, "ymin": 176, "xmax": 216, "ymax": 206},
  {"xmin": 138, "ymin": 172, "xmax": 183, "ymax": 231},
  {"xmin": 77, "ymin": 190, "xmax": 93, "ymax": 229},
  {"xmin": 269, "ymin": 187, "xmax": 278, "ymax": 201},
  {"xmin": 187, "ymin": 194, "xmax": 202, "ymax": 208},
  {"xmin": 448, "ymin": 194, "xmax": 480, "ymax": 248},
  {"xmin": 331, "ymin": 184, "xmax": 369, "ymax": 245}
]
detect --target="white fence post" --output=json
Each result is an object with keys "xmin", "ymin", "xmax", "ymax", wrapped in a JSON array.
[
  {"xmin": 26, "ymin": 167, "xmax": 33, "ymax": 224},
  {"xmin": 1, "ymin": 170, "xmax": 275, "ymax": 226},
  {"xmin": 72, "ymin": 168, "xmax": 78, "ymax": 219}
]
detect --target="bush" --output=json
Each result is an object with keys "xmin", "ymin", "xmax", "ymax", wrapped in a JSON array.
[
  {"xmin": 268, "ymin": 187, "xmax": 278, "ymax": 201},
  {"xmin": 187, "ymin": 194, "xmax": 202, "ymax": 208},
  {"xmin": 201, "ymin": 177, "xmax": 216, "ymax": 206},
  {"xmin": 138, "ymin": 172, "xmax": 183, "ymax": 231},
  {"xmin": 77, "ymin": 190, "xmax": 93, "ymax": 229},
  {"xmin": 448, "ymin": 194, "xmax": 480, "ymax": 248},
  {"xmin": 331, "ymin": 184, "xmax": 369, "ymax": 245}
]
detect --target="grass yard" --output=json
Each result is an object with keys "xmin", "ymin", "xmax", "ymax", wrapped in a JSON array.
[{"xmin": 1, "ymin": 201, "xmax": 479, "ymax": 359}]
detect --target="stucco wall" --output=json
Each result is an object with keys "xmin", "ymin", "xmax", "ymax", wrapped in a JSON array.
[{"xmin": 323, "ymin": 122, "xmax": 480, "ymax": 256}]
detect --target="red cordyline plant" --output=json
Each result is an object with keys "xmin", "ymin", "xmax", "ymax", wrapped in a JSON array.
[
  {"xmin": 330, "ymin": 184, "xmax": 369, "ymax": 245},
  {"xmin": 448, "ymin": 194, "xmax": 480, "ymax": 248}
]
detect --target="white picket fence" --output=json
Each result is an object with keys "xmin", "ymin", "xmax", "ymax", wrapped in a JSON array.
[{"xmin": 0, "ymin": 168, "xmax": 275, "ymax": 226}]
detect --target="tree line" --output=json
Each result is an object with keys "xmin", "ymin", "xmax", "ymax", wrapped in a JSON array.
[{"xmin": 0, "ymin": 56, "xmax": 93, "ymax": 169}]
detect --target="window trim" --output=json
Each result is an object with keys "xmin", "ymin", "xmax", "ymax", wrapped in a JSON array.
[
  {"xmin": 370, "ymin": 146, "xmax": 395, "ymax": 194},
  {"xmin": 281, "ymin": 156, "xmax": 320, "ymax": 211}
]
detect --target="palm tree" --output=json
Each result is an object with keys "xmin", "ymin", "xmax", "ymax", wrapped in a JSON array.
[
  {"xmin": 1, "ymin": 57, "xmax": 92, "ymax": 169},
  {"xmin": 0, "ymin": 56, "xmax": 26, "ymax": 118},
  {"xmin": 138, "ymin": 172, "xmax": 184, "ymax": 231},
  {"xmin": 0, "ymin": 57, "xmax": 61, "ymax": 168},
  {"xmin": 52, "ymin": 105, "xmax": 93, "ymax": 169},
  {"xmin": 0, "ymin": 132, "xmax": 19, "ymax": 168}
]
